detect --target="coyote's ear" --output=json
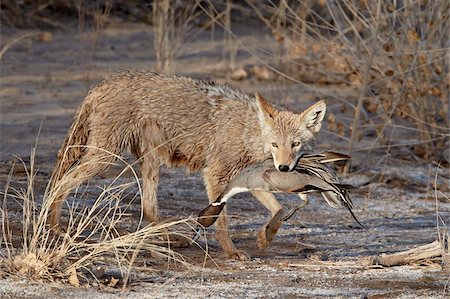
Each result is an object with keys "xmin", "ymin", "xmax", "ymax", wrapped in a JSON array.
[
  {"xmin": 301, "ymin": 100, "xmax": 326, "ymax": 133},
  {"xmin": 255, "ymin": 92, "xmax": 278, "ymax": 121}
]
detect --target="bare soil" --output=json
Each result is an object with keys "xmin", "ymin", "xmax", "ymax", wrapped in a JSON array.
[{"xmin": 1, "ymin": 23, "xmax": 449, "ymax": 298}]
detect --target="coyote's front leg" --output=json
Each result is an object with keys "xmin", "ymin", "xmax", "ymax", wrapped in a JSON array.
[{"xmin": 203, "ymin": 169, "xmax": 249, "ymax": 261}]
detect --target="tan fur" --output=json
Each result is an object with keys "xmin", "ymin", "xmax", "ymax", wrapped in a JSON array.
[{"xmin": 48, "ymin": 71, "xmax": 326, "ymax": 260}]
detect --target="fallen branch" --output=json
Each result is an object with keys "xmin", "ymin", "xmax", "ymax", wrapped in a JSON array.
[{"xmin": 372, "ymin": 240, "xmax": 445, "ymax": 267}]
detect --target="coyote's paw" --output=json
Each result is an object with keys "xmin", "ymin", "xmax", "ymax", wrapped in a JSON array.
[{"xmin": 226, "ymin": 249, "xmax": 250, "ymax": 261}]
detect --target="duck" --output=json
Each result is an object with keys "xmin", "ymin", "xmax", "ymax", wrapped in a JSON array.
[{"xmin": 194, "ymin": 151, "xmax": 362, "ymax": 241}]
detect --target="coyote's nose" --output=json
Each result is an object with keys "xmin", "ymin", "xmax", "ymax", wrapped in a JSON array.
[{"xmin": 278, "ymin": 165, "xmax": 289, "ymax": 172}]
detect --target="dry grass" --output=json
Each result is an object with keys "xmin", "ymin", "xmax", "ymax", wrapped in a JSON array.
[{"xmin": 0, "ymin": 144, "xmax": 198, "ymax": 288}]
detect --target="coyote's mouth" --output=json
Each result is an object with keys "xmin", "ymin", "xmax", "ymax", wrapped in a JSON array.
[{"xmin": 288, "ymin": 151, "xmax": 304, "ymax": 171}]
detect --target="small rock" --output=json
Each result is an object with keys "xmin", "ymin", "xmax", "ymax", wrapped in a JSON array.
[
  {"xmin": 230, "ymin": 68, "xmax": 248, "ymax": 81},
  {"xmin": 35, "ymin": 32, "xmax": 53, "ymax": 43},
  {"xmin": 413, "ymin": 144, "xmax": 427, "ymax": 159},
  {"xmin": 251, "ymin": 65, "xmax": 271, "ymax": 80},
  {"xmin": 363, "ymin": 99, "xmax": 378, "ymax": 113}
]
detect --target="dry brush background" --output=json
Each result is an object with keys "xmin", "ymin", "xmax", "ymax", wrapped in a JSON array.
[{"xmin": 0, "ymin": 1, "xmax": 449, "ymax": 298}]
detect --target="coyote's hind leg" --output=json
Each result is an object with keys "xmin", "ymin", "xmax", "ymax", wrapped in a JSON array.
[
  {"xmin": 48, "ymin": 147, "xmax": 118, "ymax": 231},
  {"xmin": 138, "ymin": 152, "xmax": 161, "ymax": 224}
]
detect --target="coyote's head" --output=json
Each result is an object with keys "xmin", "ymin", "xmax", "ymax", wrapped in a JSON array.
[{"xmin": 256, "ymin": 93, "xmax": 326, "ymax": 172}]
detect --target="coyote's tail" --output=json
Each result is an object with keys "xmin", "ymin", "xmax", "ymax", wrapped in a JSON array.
[{"xmin": 48, "ymin": 102, "xmax": 91, "ymax": 191}]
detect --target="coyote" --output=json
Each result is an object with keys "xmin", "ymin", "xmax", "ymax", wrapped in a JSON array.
[{"xmin": 48, "ymin": 71, "xmax": 326, "ymax": 260}]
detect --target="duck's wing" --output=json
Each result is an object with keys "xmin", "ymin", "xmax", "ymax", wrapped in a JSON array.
[
  {"xmin": 261, "ymin": 168, "xmax": 334, "ymax": 193},
  {"xmin": 296, "ymin": 159, "xmax": 339, "ymax": 183},
  {"xmin": 262, "ymin": 168, "xmax": 344, "ymax": 196},
  {"xmin": 302, "ymin": 151, "xmax": 351, "ymax": 164},
  {"xmin": 296, "ymin": 155, "xmax": 363, "ymax": 227},
  {"xmin": 321, "ymin": 191, "xmax": 342, "ymax": 208},
  {"xmin": 297, "ymin": 161, "xmax": 352, "ymax": 204}
]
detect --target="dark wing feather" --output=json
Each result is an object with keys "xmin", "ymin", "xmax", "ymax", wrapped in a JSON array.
[
  {"xmin": 296, "ymin": 154, "xmax": 362, "ymax": 227},
  {"xmin": 302, "ymin": 151, "xmax": 351, "ymax": 164}
]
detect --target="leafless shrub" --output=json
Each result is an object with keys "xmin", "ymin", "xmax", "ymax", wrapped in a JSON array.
[
  {"xmin": 151, "ymin": 0, "xmax": 203, "ymax": 73},
  {"xmin": 222, "ymin": 0, "xmax": 238, "ymax": 70},
  {"xmin": 251, "ymin": 0, "xmax": 449, "ymax": 165}
]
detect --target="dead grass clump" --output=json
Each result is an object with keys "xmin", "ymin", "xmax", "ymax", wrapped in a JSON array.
[
  {"xmin": 254, "ymin": 0, "xmax": 449, "ymax": 164},
  {"xmin": 0, "ymin": 146, "xmax": 195, "ymax": 287},
  {"xmin": 9, "ymin": 252, "xmax": 50, "ymax": 278}
]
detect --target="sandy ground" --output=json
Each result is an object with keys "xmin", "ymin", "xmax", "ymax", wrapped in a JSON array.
[{"xmin": 1, "ymin": 23, "xmax": 449, "ymax": 298}]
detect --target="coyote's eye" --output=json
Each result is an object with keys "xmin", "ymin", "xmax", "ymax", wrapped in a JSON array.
[
  {"xmin": 292, "ymin": 142, "xmax": 301, "ymax": 148},
  {"xmin": 271, "ymin": 142, "xmax": 278, "ymax": 148}
]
